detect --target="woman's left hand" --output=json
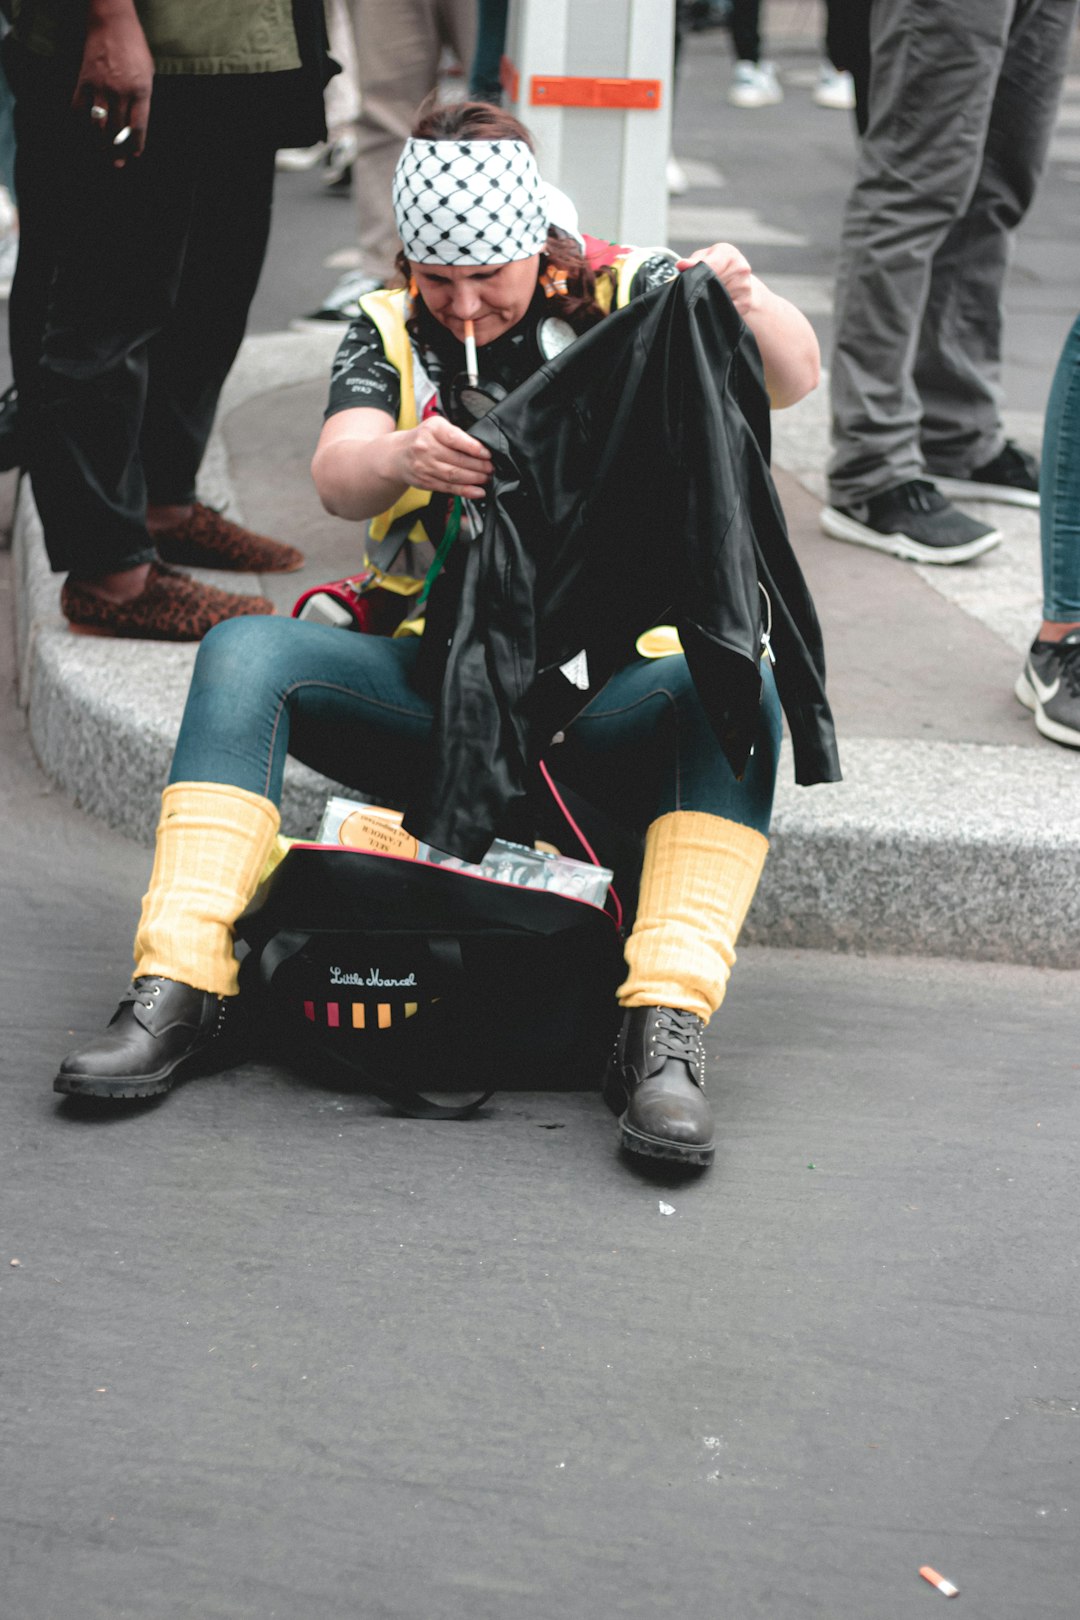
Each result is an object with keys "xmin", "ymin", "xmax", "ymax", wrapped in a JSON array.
[
  {"xmin": 676, "ymin": 243, "xmax": 755, "ymax": 315},
  {"xmin": 676, "ymin": 241, "xmax": 820, "ymax": 409}
]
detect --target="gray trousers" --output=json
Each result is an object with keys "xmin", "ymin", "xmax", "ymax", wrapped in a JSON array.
[
  {"xmin": 828, "ymin": 0, "xmax": 1078, "ymax": 506},
  {"xmin": 349, "ymin": 0, "xmax": 478, "ymax": 285}
]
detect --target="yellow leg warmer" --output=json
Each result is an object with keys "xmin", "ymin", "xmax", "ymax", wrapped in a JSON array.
[
  {"xmin": 133, "ymin": 782, "xmax": 281, "ymax": 997},
  {"xmin": 618, "ymin": 811, "xmax": 769, "ymax": 1022}
]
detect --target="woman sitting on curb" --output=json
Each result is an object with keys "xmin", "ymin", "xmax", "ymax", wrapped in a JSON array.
[{"xmin": 54, "ymin": 98, "xmax": 836, "ymax": 1171}]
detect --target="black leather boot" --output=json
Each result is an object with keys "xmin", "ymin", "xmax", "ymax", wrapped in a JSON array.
[
  {"xmin": 54, "ymin": 977, "xmax": 227, "ymax": 1100},
  {"xmin": 603, "ymin": 1005, "xmax": 715, "ymax": 1166}
]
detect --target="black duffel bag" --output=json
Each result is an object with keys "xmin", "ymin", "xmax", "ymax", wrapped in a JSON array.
[{"xmin": 234, "ymin": 844, "xmax": 626, "ymax": 1118}]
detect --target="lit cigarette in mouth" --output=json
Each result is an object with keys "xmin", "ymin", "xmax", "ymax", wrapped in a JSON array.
[{"xmin": 463, "ymin": 320, "xmax": 478, "ymax": 386}]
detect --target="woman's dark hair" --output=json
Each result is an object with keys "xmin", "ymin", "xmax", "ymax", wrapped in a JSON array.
[{"xmin": 393, "ymin": 97, "xmax": 606, "ymax": 332}]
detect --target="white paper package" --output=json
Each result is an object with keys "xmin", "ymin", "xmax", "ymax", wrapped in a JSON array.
[{"xmin": 317, "ymin": 796, "xmax": 613, "ymax": 908}]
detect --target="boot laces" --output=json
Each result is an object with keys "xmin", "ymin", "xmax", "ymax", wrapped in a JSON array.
[
  {"xmin": 649, "ymin": 1006, "xmax": 705, "ymax": 1073},
  {"xmin": 124, "ymin": 977, "xmax": 166, "ymax": 1011}
]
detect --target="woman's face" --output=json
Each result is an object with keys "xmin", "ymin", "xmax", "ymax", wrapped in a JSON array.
[{"xmin": 412, "ymin": 255, "xmax": 541, "ymax": 345}]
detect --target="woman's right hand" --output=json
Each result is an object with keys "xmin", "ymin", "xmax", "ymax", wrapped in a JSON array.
[
  {"xmin": 74, "ymin": 0, "xmax": 154, "ymax": 166},
  {"xmin": 393, "ymin": 416, "xmax": 493, "ymax": 500}
]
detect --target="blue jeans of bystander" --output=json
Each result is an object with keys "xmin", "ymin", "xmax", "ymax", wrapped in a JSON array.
[{"xmin": 1040, "ymin": 314, "xmax": 1080, "ymax": 624}]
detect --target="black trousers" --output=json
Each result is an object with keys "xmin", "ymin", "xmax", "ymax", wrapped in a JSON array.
[{"xmin": 8, "ymin": 45, "xmax": 278, "ymax": 577}]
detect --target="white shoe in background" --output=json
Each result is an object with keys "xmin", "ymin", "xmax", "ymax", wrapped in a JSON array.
[
  {"xmin": 275, "ymin": 144, "xmax": 327, "ymax": 172},
  {"xmin": 321, "ymin": 130, "xmax": 360, "ymax": 192},
  {"xmin": 666, "ymin": 156, "xmax": 689, "ymax": 196},
  {"xmin": 290, "ymin": 268, "xmax": 383, "ymax": 333},
  {"xmin": 0, "ymin": 189, "xmax": 18, "ymax": 301},
  {"xmin": 728, "ymin": 60, "xmax": 783, "ymax": 109},
  {"xmin": 0, "ymin": 230, "xmax": 18, "ymax": 301},
  {"xmin": 813, "ymin": 63, "xmax": 856, "ymax": 110}
]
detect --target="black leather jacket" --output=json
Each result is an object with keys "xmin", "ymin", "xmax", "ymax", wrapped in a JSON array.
[{"xmin": 405, "ymin": 266, "xmax": 841, "ymax": 861}]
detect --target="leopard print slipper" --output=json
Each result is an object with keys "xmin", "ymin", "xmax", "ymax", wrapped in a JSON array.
[
  {"xmin": 153, "ymin": 503, "xmax": 305, "ymax": 574},
  {"xmin": 62, "ymin": 562, "xmax": 275, "ymax": 641}
]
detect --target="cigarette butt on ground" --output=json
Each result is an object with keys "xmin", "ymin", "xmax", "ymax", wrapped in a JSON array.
[{"xmin": 919, "ymin": 1566, "xmax": 959, "ymax": 1598}]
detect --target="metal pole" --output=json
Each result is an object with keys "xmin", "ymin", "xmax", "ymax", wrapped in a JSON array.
[{"xmin": 503, "ymin": 0, "xmax": 675, "ymax": 247}]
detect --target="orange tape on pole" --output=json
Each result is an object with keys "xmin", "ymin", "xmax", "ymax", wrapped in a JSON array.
[{"xmin": 529, "ymin": 75, "xmax": 662, "ymax": 110}]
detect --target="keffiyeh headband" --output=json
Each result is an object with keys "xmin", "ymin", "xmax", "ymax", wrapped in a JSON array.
[{"xmin": 393, "ymin": 138, "xmax": 550, "ymax": 265}]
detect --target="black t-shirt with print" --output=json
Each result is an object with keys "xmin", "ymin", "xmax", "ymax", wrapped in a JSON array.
[{"xmin": 324, "ymin": 251, "xmax": 680, "ymax": 423}]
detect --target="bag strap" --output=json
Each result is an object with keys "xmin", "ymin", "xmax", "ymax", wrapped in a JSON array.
[{"xmin": 253, "ymin": 930, "xmax": 494, "ymax": 1120}]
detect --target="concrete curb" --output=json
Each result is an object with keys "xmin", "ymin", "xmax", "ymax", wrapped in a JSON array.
[
  {"xmin": 14, "ymin": 332, "xmax": 1080, "ymax": 968},
  {"xmin": 14, "ymin": 330, "xmax": 353, "ymax": 842}
]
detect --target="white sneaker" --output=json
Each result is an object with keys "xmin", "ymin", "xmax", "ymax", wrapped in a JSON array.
[
  {"xmin": 1015, "ymin": 631, "xmax": 1080, "ymax": 749},
  {"xmin": 275, "ymin": 144, "xmax": 326, "ymax": 172},
  {"xmin": 666, "ymin": 155, "xmax": 689, "ymax": 196},
  {"xmin": 290, "ymin": 269, "xmax": 383, "ymax": 333},
  {"xmin": 321, "ymin": 131, "xmax": 360, "ymax": 192},
  {"xmin": 728, "ymin": 60, "xmax": 783, "ymax": 109},
  {"xmin": 0, "ymin": 230, "xmax": 19, "ymax": 301},
  {"xmin": 813, "ymin": 63, "xmax": 856, "ymax": 110}
]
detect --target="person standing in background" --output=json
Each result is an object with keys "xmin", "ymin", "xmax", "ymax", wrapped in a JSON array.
[
  {"xmin": 1015, "ymin": 313, "xmax": 1080, "ymax": 748},
  {"xmin": 725, "ymin": 0, "xmax": 855, "ymax": 110},
  {"xmin": 821, "ymin": 0, "xmax": 1078, "ymax": 566},
  {"xmin": 6, "ymin": 0, "xmax": 331, "ymax": 638},
  {"xmin": 468, "ymin": 0, "xmax": 507, "ymax": 104},
  {"xmin": 297, "ymin": 0, "xmax": 477, "ymax": 327}
]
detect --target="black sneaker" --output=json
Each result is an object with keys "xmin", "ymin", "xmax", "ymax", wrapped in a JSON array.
[
  {"xmin": 820, "ymin": 479, "xmax": 1002, "ymax": 565},
  {"xmin": 932, "ymin": 441, "xmax": 1040, "ymax": 509},
  {"xmin": 1014, "ymin": 629, "xmax": 1080, "ymax": 749}
]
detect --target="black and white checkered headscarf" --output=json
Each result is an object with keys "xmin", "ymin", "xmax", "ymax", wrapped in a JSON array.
[{"xmin": 393, "ymin": 138, "xmax": 550, "ymax": 265}]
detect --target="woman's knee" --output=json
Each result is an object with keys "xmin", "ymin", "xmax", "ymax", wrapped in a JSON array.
[{"xmin": 192, "ymin": 614, "xmax": 300, "ymax": 696}]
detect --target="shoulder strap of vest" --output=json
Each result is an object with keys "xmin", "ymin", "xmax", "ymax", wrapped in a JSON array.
[
  {"xmin": 357, "ymin": 288, "xmax": 417, "ymax": 430},
  {"xmin": 356, "ymin": 287, "xmax": 433, "ymax": 562}
]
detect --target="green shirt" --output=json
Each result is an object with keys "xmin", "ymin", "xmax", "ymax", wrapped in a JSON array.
[{"xmin": 11, "ymin": 0, "xmax": 302, "ymax": 75}]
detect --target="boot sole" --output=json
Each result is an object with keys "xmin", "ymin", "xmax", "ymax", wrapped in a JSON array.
[
  {"xmin": 618, "ymin": 1116, "xmax": 715, "ymax": 1167},
  {"xmin": 54, "ymin": 1039, "xmax": 220, "ymax": 1100},
  {"xmin": 55, "ymin": 1070, "xmax": 178, "ymax": 1099}
]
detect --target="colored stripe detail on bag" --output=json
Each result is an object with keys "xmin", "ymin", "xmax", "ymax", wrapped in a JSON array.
[{"xmin": 303, "ymin": 999, "xmax": 426, "ymax": 1028}]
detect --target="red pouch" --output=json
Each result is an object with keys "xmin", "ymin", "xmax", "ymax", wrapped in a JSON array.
[
  {"xmin": 292, "ymin": 571, "xmax": 379, "ymax": 632},
  {"xmin": 291, "ymin": 570, "xmax": 415, "ymax": 636}
]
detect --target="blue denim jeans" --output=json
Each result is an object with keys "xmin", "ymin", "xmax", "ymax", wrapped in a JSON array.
[
  {"xmin": 1041, "ymin": 313, "xmax": 1080, "ymax": 623},
  {"xmin": 170, "ymin": 616, "xmax": 782, "ymax": 838}
]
